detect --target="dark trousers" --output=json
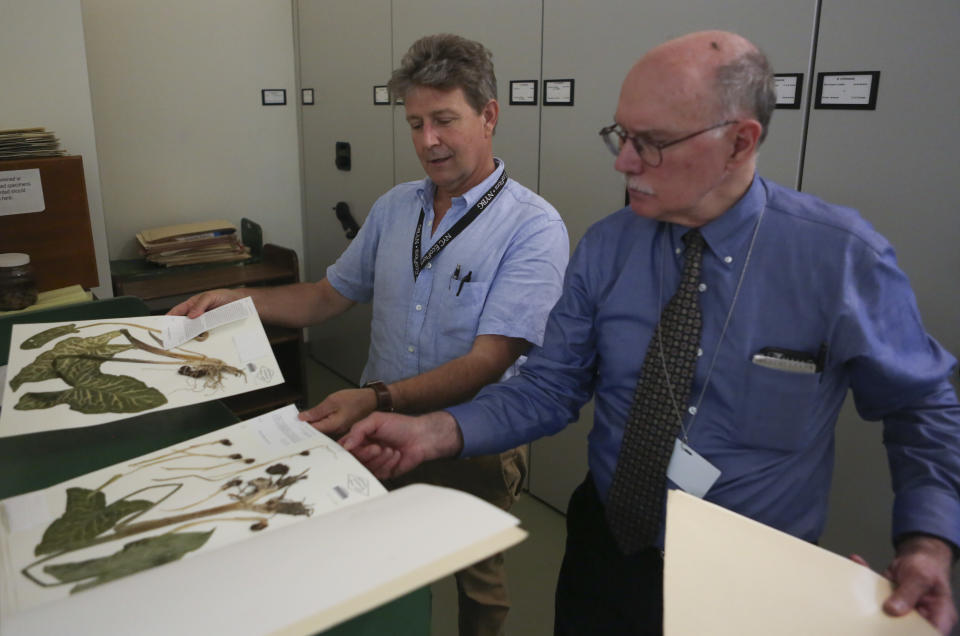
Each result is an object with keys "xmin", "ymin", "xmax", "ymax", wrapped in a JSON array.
[{"xmin": 554, "ymin": 474, "xmax": 663, "ymax": 636}]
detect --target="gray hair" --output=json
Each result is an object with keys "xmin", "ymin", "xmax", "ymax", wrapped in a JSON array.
[
  {"xmin": 714, "ymin": 50, "xmax": 776, "ymax": 144},
  {"xmin": 388, "ymin": 34, "xmax": 497, "ymax": 114}
]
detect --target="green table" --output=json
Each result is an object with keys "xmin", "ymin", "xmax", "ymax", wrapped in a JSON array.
[{"xmin": 0, "ymin": 297, "xmax": 429, "ymax": 634}]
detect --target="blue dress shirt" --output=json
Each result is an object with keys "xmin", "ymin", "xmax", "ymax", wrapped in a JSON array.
[
  {"xmin": 326, "ymin": 160, "xmax": 569, "ymax": 385},
  {"xmin": 450, "ymin": 174, "xmax": 960, "ymax": 548}
]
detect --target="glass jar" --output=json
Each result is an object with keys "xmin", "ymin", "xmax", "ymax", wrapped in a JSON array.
[{"xmin": 0, "ymin": 253, "xmax": 39, "ymax": 311}]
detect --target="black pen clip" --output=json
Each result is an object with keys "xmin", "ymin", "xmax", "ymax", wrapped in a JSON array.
[{"xmin": 456, "ymin": 270, "xmax": 472, "ymax": 296}]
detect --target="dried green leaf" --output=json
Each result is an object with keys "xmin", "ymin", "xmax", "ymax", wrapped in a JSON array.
[
  {"xmin": 20, "ymin": 324, "xmax": 80, "ymax": 350},
  {"xmin": 15, "ymin": 357, "xmax": 167, "ymax": 414},
  {"xmin": 35, "ymin": 488, "xmax": 154, "ymax": 556},
  {"xmin": 43, "ymin": 530, "xmax": 213, "ymax": 593},
  {"xmin": 14, "ymin": 390, "xmax": 69, "ymax": 410},
  {"xmin": 10, "ymin": 331, "xmax": 133, "ymax": 391}
]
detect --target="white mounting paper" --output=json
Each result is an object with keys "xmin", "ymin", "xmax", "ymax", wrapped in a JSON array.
[{"xmin": 0, "ymin": 301, "xmax": 283, "ymax": 437}]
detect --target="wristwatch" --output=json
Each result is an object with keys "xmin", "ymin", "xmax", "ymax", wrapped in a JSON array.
[{"xmin": 363, "ymin": 380, "xmax": 394, "ymax": 412}]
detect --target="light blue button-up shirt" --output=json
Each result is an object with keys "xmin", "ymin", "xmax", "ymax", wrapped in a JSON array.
[
  {"xmin": 327, "ymin": 160, "xmax": 569, "ymax": 385},
  {"xmin": 450, "ymin": 174, "xmax": 960, "ymax": 548}
]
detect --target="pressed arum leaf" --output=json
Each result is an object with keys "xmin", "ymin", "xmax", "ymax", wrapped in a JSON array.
[
  {"xmin": 35, "ymin": 488, "xmax": 154, "ymax": 556},
  {"xmin": 15, "ymin": 357, "xmax": 167, "ymax": 414},
  {"xmin": 20, "ymin": 324, "xmax": 80, "ymax": 350},
  {"xmin": 10, "ymin": 331, "xmax": 133, "ymax": 391},
  {"xmin": 43, "ymin": 530, "xmax": 213, "ymax": 593}
]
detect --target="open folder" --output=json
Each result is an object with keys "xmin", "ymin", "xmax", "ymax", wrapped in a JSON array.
[
  {"xmin": 0, "ymin": 405, "xmax": 526, "ymax": 635},
  {"xmin": 663, "ymin": 490, "xmax": 937, "ymax": 635}
]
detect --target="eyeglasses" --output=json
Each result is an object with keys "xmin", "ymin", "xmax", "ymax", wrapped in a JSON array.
[{"xmin": 598, "ymin": 120, "xmax": 739, "ymax": 167}]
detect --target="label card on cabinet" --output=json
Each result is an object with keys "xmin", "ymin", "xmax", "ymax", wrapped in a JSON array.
[
  {"xmin": 0, "ymin": 169, "xmax": 45, "ymax": 216},
  {"xmin": 815, "ymin": 72, "xmax": 880, "ymax": 109}
]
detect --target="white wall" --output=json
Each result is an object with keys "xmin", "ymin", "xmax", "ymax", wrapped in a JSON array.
[
  {"xmin": 80, "ymin": 0, "xmax": 304, "ymax": 268},
  {"xmin": 0, "ymin": 0, "xmax": 113, "ymax": 298}
]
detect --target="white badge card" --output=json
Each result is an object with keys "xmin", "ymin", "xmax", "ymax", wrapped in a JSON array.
[{"xmin": 666, "ymin": 438, "xmax": 721, "ymax": 499}]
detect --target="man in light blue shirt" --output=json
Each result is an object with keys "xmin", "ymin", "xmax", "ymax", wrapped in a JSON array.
[
  {"xmin": 341, "ymin": 30, "xmax": 959, "ymax": 635},
  {"xmin": 172, "ymin": 34, "xmax": 568, "ymax": 635}
]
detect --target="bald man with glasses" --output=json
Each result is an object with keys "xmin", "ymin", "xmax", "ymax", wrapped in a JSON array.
[{"xmin": 341, "ymin": 30, "xmax": 959, "ymax": 635}]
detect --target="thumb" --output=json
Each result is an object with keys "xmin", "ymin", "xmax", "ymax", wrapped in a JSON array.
[
  {"xmin": 849, "ymin": 554, "xmax": 871, "ymax": 569},
  {"xmin": 883, "ymin": 575, "xmax": 927, "ymax": 617},
  {"xmin": 299, "ymin": 400, "xmax": 336, "ymax": 424}
]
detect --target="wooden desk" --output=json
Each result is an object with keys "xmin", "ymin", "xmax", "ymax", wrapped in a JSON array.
[{"xmin": 110, "ymin": 245, "xmax": 306, "ymax": 418}]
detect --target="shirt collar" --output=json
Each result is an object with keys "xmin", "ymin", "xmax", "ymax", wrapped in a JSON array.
[
  {"xmin": 668, "ymin": 173, "xmax": 766, "ymax": 261},
  {"xmin": 417, "ymin": 158, "xmax": 506, "ymax": 213}
]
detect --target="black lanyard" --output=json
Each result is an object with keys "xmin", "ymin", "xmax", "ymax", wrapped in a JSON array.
[{"xmin": 411, "ymin": 169, "xmax": 508, "ymax": 280}]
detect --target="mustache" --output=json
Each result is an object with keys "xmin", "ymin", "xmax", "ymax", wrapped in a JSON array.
[{"xmin": 625, "ymin": 175, "xmax": 655, "ymax": 196}]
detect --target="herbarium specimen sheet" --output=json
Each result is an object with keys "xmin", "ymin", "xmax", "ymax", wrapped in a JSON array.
[
  {"xmin": 0, "ymin": 298, "xmax": 283, "ymax": 437},
  {"xmin": 0, "ymin": 405, "xmax": 385, "ymax": 617}
]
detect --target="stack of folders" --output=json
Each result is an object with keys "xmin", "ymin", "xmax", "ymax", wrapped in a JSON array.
[
  {"xmin": 136, "ymin": 220, "xmax": 251, "ymax": 267},
  {"xmin": 0, "ymin": 128, "xmax": 65, "ymax": 160}
]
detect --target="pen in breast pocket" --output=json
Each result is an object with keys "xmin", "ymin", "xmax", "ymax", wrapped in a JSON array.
[
  {"xmin": 456, "ymin": 271, "xmax": 472, "ymax": 296},
  {"xmin": 449, "ymin": 264, "xmax": 461, "ymax": 290}
]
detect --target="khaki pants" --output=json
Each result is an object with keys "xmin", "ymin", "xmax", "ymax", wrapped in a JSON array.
[{"xmin": 386, "ymin": 446, "xmax": 527, "ymax": 636}]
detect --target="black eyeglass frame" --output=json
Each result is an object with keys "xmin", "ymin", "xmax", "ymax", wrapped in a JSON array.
[{"xmin": 599, "ymin": 120, "xmax": 739, "ymax": 167}]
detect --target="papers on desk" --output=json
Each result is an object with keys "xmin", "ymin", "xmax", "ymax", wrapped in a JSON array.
[
  {"xmin": 0, "ymin": 405, "xmax": 526, "ymax": 635},
  {"xmin": 136, "ymin": 219, "xmax": 250, "ymax": 267},
  {"xmin": 0, "ymin": 285, "xmax": 93, "ymax": 317},
  {"xmin": 0, "ymin": 128, "xmax": 65, "ymax": 160},
  {"xmin": 663, "ymin": 490, "xmax": 937, "ymax": 636},
  {"xmin": 0, "ymin": 298, "xmax": 282, "ymax": 437}
]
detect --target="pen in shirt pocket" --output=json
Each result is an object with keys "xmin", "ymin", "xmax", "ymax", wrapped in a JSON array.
[
  {"xmin": 456, "ymin": 270, "xmax": 472, "ymax": 296},
  {"xmin": 449, "ymin": 264, "xmax": 461, "ymax": 290}
]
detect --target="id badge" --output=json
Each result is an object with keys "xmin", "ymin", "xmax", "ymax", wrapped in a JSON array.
[{"xmin": 666, "ymin": 438, "xmax": 721, "ymax": 498}]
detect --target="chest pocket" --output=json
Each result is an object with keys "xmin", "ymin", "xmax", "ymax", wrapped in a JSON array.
[
  {"xmin": 438, "ymin": 281, "xmax": 489, "ymax": 346},
  {"xmin": 736, "ymin": 364, "xmax": 819, "ymax": 451}
]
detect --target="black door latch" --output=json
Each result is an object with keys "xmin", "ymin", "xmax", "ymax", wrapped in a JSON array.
[{"xmin": 334, "ymin": 201, "xmax": 360, "ymax": 239}]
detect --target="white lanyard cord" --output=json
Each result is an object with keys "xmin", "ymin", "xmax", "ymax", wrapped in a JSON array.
[{"xmin": 655, "ymin": 207, "xmax": 766, "ymax": 442}]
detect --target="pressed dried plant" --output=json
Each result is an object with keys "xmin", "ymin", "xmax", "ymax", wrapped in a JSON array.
[
  {"xmin": 9, "ymin": 322, "xmax": 244, "ymax": 415},
  {"xmin": 21, "ymin": 440, "xmax": 315, "ymax": 595}
]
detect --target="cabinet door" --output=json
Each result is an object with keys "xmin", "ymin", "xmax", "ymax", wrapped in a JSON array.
[
  {"xmin": 801, "ymin": 0, "xmax": 960, "ymax": 582},
  {"xmin": 297, "ymin": 0, "xmax": 394, "ymax": 384},
  {"xmin": 530, "ymin": 0, "xmax": 818, "ymax": 511}
]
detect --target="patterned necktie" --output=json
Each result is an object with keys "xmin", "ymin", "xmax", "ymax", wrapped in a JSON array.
[{"xmin": 605, "ymin": 229, "xmax": 705, "ymax": 554}]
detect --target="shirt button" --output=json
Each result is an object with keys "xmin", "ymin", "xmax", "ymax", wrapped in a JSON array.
[
  {"xmin": 724, "ymin": 256, "xmax": 733, "ymax": 264},
  {"xmin": 407, "ymin": 345, "xmax": 415, "ymax": 353},
  {"xmin": 415, "ymin": 304, "xmax": 423, "ymax": 311},
  {"xmin": 425, "ymin": 263, "xmax": 432, "ymax": 269},
  {"xmin": 688, "ymin": 406, "xmax": 698, "ymax": 415},
  {"xmin": 675, "ymin": 247, "xmax": 682, "ymax": 255},
  {"xmin": 697, "ymin": 347, "xmax": 704, "ymax": 357},
  {"xmin": 698, "ymin": 283, "xmax": 707, "ymax": 292}
]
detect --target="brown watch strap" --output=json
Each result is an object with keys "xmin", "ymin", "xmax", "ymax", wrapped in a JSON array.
[{"xmin": 363, "ymin": 380, "xmax": 394, "ymax": 412}]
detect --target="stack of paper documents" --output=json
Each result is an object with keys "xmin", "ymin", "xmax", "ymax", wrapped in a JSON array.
[
  {"xmin": 136, "ymin": 219, "xmax": 250, "ymax": 266},
  {"xmin": 0, "ymin": 128, "xmax": 64, "ymax": 160}
]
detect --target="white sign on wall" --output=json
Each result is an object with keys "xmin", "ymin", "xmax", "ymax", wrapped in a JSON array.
[{"xmin": 0, "ymin": 169, "xmax": 45, "ymax": 216}]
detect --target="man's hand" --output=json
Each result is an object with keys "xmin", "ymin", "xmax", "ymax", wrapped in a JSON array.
[
  {"xmin": 168, "ymin": 288, "xmax": 247, "ymax": 318},
  {"xmin": 852, "ymin": 535, "xmax": 957, "ymax": 634},
  {"xmin": 298, "ymin": 388, "xmax": 378, "ymax": 437},
  {"xmin": 339, "ymin": 410, "xmax": 464, "ymax": 479}
]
